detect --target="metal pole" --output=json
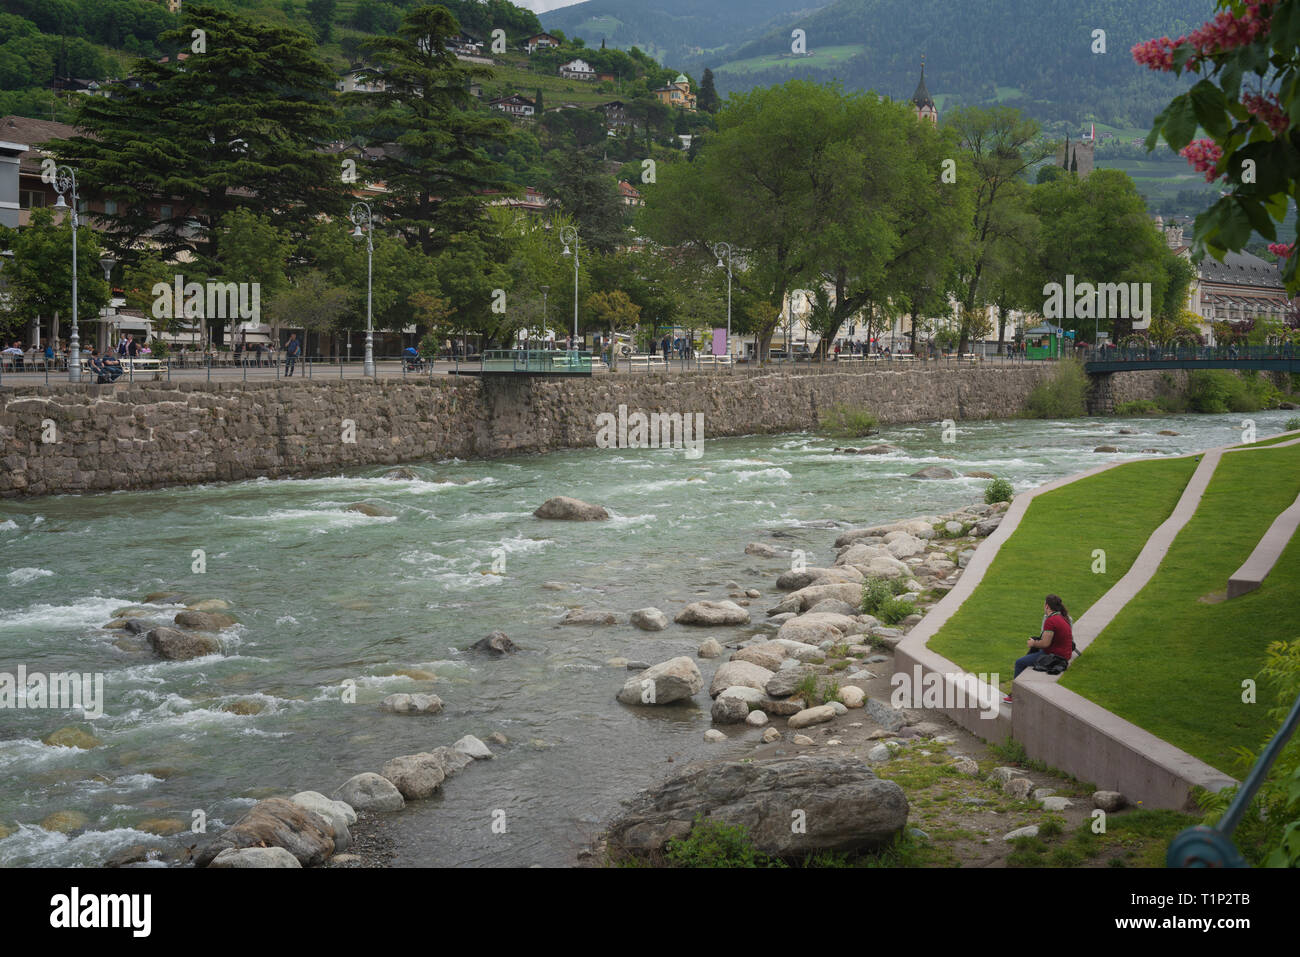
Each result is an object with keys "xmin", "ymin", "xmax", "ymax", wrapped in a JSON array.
[
  {"xmin": 351, "ymin": 203, "xmax": 376, "ymax": 377},
  {"xmin": 55, "ymin": 167, "xmax": 82, "ymax": 382}
]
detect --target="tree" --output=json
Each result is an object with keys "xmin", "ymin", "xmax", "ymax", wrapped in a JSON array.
[
  {"xmin": 358, "ymin": 4, "xmax": 514, "ymax": 255},
  {"xmin": 534, "ymin": 86, "xmax": 544, "ymax": 114},
  {"xmin": 47, "ymin": 3, "xmax": 345, "ymax": 342},
  {"xmin": 306, "ymin": 0, "xmax": 338, "ymax": 43},
  {"xmin": 544, "ymin": 149, "xmax": 626, "ymax": 252},
  {"xmin": 265, "ymin": 270, "xmax": 351, "ymax": 343},
  {"xmin": 639, "ymin": 80, "xmax": 852, "ymax": 357},
  {"xmin": 1136, "ymin": 2, "xmax": 1300, "ymax": 290},
  {"xmin": 0, "ymin": 207, "xmax": 108, "ymax": 346},
  {"xmin": 585, "ymin": 289, "xmax": 640, "ymax": 366},
  {"xmin": 698, "ymin": 67, "xmax": 720, "ymax": 113}
]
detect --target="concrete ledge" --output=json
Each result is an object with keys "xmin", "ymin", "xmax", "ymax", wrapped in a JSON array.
[
  {"xmin": 1225, "ymin": 433, "xmax": 1300, "ymax": 598},
  {"xmin": 895, "ymin": 439, "xmax": 1259, "ymax": 808}
]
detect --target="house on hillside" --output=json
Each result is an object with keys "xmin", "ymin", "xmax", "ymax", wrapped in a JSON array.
[
  {"xmin": 449, "ymin": 33, "xmax": 483, "ymax": 56},
  {"xmin": 617, "ymin": 180, "xmax": 643, "ymax": 207},
  {"xmin": 559, "ymin": 59, "xmax": 597, "ymax": 81},
  {"xmin": 489, "ymin": 94, "xmax": 536, "ymax": 118},
  {"xmin": 337, "ymin": 69, "xmax": 385, "ymax": 94},
  {"xmin": 653, "ymin": 74, "xmax": 696, "ymax": 111},
  {"xmin": 595, "ymin": 100, "xmax": 631, "ymax": 128},
  {"xmin": 524, "ymin": 33, "xmax": 561, "ymax": 54}
]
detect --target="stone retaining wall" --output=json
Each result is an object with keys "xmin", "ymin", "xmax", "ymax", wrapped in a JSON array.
[{"xmin": 1, "ymin": 366, "xmax": 1173, "ymax": 497}]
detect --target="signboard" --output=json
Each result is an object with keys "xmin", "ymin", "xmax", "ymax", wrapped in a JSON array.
[{"xmin": 711, "ymin": 328, "xmax": 726, "ymax": 356}]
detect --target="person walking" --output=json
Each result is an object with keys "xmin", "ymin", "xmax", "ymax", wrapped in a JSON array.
[
  {"xmin": 284, "ymin": 333, "xmax": 300, "ymax": 377},
  {"xmin": 661, "ymin": 332, "xmax": 672, "ymax": 365}
]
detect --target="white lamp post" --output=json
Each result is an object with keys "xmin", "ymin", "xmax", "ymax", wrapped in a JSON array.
[
  {"xmin": 713, "ymin": 241, "xmax": 732, "ymax": 360},
  {"xmin": 539, "ymin": 284, "xmax": 549, "ymax": 348},
  {"xmin": 560, "ymin": 225, "xmax": 579, "ymax": 350},
  {"xmin": 349, "ymin": 202, "xmax": 375, "ymax": 377},
  {"xmin": 52, "ymin": 166, "xmax": 82, "ymax": 381}
]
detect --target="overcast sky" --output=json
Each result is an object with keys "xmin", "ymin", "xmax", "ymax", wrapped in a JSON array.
[{"xmin": 516, "ymin": 0, "xmax": 587, "ymax": 13}]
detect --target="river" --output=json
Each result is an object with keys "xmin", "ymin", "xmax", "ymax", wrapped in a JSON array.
[{"xmin": 0, "ymin": 409, "xmax": 1292, "ymax": 866}]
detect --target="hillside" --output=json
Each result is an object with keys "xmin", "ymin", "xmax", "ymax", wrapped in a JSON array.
[{"xmin": 541, "ymin": 0, "xmax": 827, "ymax": 64}]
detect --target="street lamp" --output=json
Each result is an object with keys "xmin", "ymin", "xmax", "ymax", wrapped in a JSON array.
[
  {"xmin": 52, "ymin": 166, "xmax": 82, "ymax": 381},
  {"xmin": 713, "ymin": 241, "xmax": 732, "ymax": 360},
  {"xmin": 560, "ymin": 225, "xmax": 579, "ymax": 350},
  {"xmin": 349, "ymin": 202, "xmax": 375, "ymax": 377},
  {"xmin": 99, "ymin": 256, "xmax": 116, "ymax": 349},
  {"xmin": 539, "ymin": 284, "xmax": 549, "ymax": 348}
]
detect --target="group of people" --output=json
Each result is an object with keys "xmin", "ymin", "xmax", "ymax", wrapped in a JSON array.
[
  {"xmin": 649, "ymin": 335, "xmax": 695, "ymax": 360},
  {"xmin": 86, "ymin": 348, "xmax": 125, "ymax": 383}
]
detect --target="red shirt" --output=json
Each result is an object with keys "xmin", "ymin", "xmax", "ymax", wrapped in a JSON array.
[{"xmin": 1043, "ymin": 614, "xmax": 1073, "ymax": 658}]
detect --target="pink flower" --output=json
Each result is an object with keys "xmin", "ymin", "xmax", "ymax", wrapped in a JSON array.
[
  {"xmin": 1268, "ymin": 242, "xmax": 1295, "ymax": 258},
  {"xmin": 1132, "ymin": 36, "xmax": 1180, "ymax": 71},
  {"xmin": 1180, "ymin": 138, "xmax": 1225, "ymax": 181},
  {"xmin": 1134, "ymin": 2, "xmax": 1275, "ymax": 71},
  {"xmin": 1243, "ymin": 91, "xmax": 1290, "ymax": 134}
]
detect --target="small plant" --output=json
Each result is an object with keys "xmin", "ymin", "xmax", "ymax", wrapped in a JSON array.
[
  {"xmin": 1038, "ymin": 815, "xmax": 1066, "ymax": 839},
  {"xmin": 818, "ymin": 677, "xmax": 841, "ymax": 704},
  {"xmin": 1286, "ymin": 416, "xmax": 1300, "ymax": 432},
  {"xmin": 1114, "ymin": 399, "xmax": 1161, "ymax": 415},
  {"xmin": 1023, "ymin": 358, "xmax": 1090, "ymax": 418},
  {"xmin": 861, "ymin": 576, "xmax": 911, "ymax": 615},
  {"xmin": 877, "ymin": 595, "xmax": 916, "ymax": 625},
  {"xmin": 985, "ymin": 476, "xmax": 1014, "ymax": 505},
  {"xmin": 795, "ymin": 672, "xmax": 820, "ymax": 704},
  {"xmin": 817, "ymin": 403, "xmax": 879, "ymax": 438},
  {"xmin": 664, "ymin": 816, "xmax": 783, "ymax": 868}
]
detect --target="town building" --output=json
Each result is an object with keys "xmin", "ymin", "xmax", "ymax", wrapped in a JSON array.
[
  {"xmin": 653, "ymin": 74, "xmax": 697, "ymax": 111},
  {"xmin": 1055, "ymin": 132, "xmax": 1095, "ymax": 178},
  {"xmin": 617, "ymin": 180, "xmax": 643, "ymax": 207},
  {"xmin": 524, "ymin": 33, "xmax": 561, "ymax": 54},
  {"xmin": 489, "ymin": 94, "xmax": 536, "ymax": 118},
  {"xmin": 559, "ymin": 59, "xmax": 597, "ymax": 81}
]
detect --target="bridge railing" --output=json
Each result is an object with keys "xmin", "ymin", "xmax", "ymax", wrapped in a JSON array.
[{"xmin": 1081, "ymin": 344, "xmax": 1298, "ymax": 364}]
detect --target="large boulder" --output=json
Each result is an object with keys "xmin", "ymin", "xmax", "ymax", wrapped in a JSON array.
[
  {"xmin": 606, "ymin": 755, "xmax": 909, "ymax": 858},
  {"xmin": 674, "ymin": 600, "xmax": 750, "ymax": 626},
  {"xmin": 788, "ymin": 704, "xmax": 837, "ymax": 729},
  {"xmin": 730, "ymin": 641, "xmax": 787, "ymax": 672},
  {"xmin": 860, "ymin": 556, "xmax": 912, "ymax": 580},
  {"xmin": 769, "ymin": 582, "xmax": 862, "ymax": 615},
  {"xmin": 709, "ymin": 660, "xmax": 775, "ymax": 698},
  {"xmin": 533, "ymin": 496, "xmax": 609, "ymax": 521},
  {"xmin": 380, "ymin": 753, "xmax": 447, "ymax": 800},
  {"xmin": 910, "ymin": 466, "xmax": 957, "ymax": 480},
  {"xmin": 885, "ymin": 534, "xmax": 927, "ymax": 559},
  {"xmin": 146, "ymin": 627, "xmax": 221, "ymax": 661},
  {"xmin": 289, "ymin": 791, "xmax": 353, "ymax": 852},
  {"xmin": 776, "ymin": 566, "xmax": 862, "ymax": 591},
  {"xmin": 776, "ymin": 612, "xmax": 859, "ymax": 646},
  {"xmin": 333, "ymin": 772, "xmax": 405, "ymax": 812},
  {"xmin": 209, "ymin": 847, "xmax": 302, "ymax": 868},
  {"xmin": 629, "ymin": 608, "xmax": 669, "ymax": 631},
  {"xmin": 380, "ymin": 693, "xmax": 443, "ymax": 714},
  {"xmin": 469, "ymin": 631, "xmax": 517, "ymax": 656},
  {"xmin": 454, "ymin": 735, "xmax": 494, "ymax": 760},
  {"xmin": 711, "ymin": 695, "xmax": 751, "ymax": 724},
  {"xmin": 766, "ymin": 667, "xmax": 812, "ymax": 699},
  {"xmin": 173, "ymin": 610, "xmax": 236, "ymax": 631},
  {"xmin": 835, "ymin": 543, "xmax": 885, "ymax": 567},
  {"xmin": 616, "ymin": 657, "xmax": 703, "ymax": 705},
  {"xmin": 194, "ymin": 798, "xmax": 335, "ymax": 867}
]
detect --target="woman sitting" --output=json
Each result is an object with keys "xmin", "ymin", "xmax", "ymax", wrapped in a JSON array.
[{"xmin": 1004, "ymin": 594, "xmax": 1074, "ymax": 702}]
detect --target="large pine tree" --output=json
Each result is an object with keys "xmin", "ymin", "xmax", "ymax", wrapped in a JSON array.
[
  {"xmin": 697, "ymin": 67, "xmax": 720, "ymax": 114},
  {"xmin": 356, "ymin": 4, "xmax": 515, "ymax": 255},
  {"xmin": 48, "ymin": 4, "xmax": 345, "ymax": 272}
]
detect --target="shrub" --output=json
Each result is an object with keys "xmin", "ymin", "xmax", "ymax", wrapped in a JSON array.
[
  {"xmin": 1023, "ymin": 358, "xmax": 1089, "ymax": 418},
  {"xmin": 1186, "ymin": 370, "xmax": 1282, "ymax": 413},
  {"xmin": 861, "ymin": 577, "xmax": 910, "ymax": 614},
  {"xmin": 877, "ymin": 595, "xmax": 917, "ymax": 624},
  {"xmin": 1114, "ymin": 399, "xmax": 1161, "ymax": 415},
  {"xmin": 664, "ymin": 817, "xmax": 783, "ymax": 868},
  {"xmin": 1286, "ymin": 417, "xmax": 1300, "ymax": 432},
  {"xmin": 817, "ymin": 403, "xmax": 879, "ymax": 438},
  {"xmin": 985, "ymin": 477, "xmax": 1014, "ymax": 504}
]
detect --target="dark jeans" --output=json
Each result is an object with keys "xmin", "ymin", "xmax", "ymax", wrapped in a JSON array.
[
  {"xmin": 285, "ymin": 355, "xmax": 297, "ymax": 376},
  {"xmin": 1014, "ymin": 650, "xmax": 1044, "ymax": 677}
]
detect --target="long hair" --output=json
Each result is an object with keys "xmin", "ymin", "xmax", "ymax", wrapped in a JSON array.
[{"xmin": 1045, "ymin": 594, "xmax": 1071, "ymax": 623}]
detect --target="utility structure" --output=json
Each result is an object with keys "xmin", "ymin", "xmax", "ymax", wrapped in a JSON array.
[
  {"xmin": 51, "ymin": 165, "xmax": 82, "ymax": 381},
  {"xmin": 349, "ymin": 202, "xmax": 376, "ymax": 377}
]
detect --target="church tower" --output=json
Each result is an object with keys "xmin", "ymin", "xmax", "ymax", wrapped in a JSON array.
[{"xmin": 911, "ymin": 57, "xmax": 937, "ymax": 124}]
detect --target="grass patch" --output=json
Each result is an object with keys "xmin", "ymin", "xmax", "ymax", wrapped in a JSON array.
[
  {"xmin": 929, "ymin": 455, "xmax": 1199, "ymax": 678},
  {"xmin": 1114, "ymin": 399, "xmax": 1162, "ymax": 415},
  {"xmin": 1060, "ymin": 441, "xmax": 1300, "ymax": 772},
  {"xmin": 861, "ymin": 576, "xmax": 911, "ymax": 614}
]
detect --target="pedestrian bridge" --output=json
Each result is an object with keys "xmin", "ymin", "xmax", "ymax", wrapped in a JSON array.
[
  {"xmin": 480, "ymin": 349, "xmax": 594, "ymax": 376},
  {"xmin": 1082, "ymin": 345, "xmax": 1300, "ymax": 374}
]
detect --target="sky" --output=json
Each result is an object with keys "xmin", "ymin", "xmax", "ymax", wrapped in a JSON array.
[{"xmin": 516, "ymin": 0, "xmax": 587, "ymax": 12}]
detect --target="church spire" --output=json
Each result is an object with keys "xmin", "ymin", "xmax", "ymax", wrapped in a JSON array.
[{"xmin": 911, "ymin": 55, "xmax": 936, "ymax": 123}]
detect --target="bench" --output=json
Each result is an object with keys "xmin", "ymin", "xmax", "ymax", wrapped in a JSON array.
[
  {"xmin": 695, "ymin": 354, "xmax": 733, "ymax": 368},
  {"xmin": 626, "ymin": 355, "xmax": 667, "ymax": 371}
]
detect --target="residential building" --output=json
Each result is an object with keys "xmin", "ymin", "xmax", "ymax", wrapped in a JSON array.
[
  {"xmin": 336, "ymin": 69, "xmax": 385, "ymax": 94},
  {"xmin": 489, "ymin": 94, "xmax": 536, "ymax": 118},
  {"xmin": 524, "ymin": 33, "xmax": 561, "ymax": 54},
  {"xmin": 595, "ymin": 100, "xmax": 630, "ymax": 128},
  {"xmin": 559, "ymin": 59, "xmax": 597, "ymax": 81},
  {"xmin": 0, "ymin": 136, "xmax": 25, "ymax": 229},
  {"xmin": 653, "ymin": 74, "xmax": 697, "ymax": 111},
  {"xmin": 617, "ymin": 180, "xmax": 643, "ymax": 207}
]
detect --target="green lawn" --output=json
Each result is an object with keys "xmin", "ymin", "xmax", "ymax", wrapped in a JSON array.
[
  {"xmin": 1061, "ymin": 442, "xmax": 1300, "ymax": 773},
  {"xmin": 928, "ymin": 455, "xmax": 1200, "ymax": 681}
]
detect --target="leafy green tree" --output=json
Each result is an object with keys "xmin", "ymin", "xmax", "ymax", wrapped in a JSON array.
[
  {"xmin": 0, "ymin": 207, "xmax": 108, "ymax": 346},
  {"xmin": 544, "ymin": 149, "xmax": 626, "ymax": 253},
  {"xmin": 49, "ymin": 4, "xmax": 345, "ymax": 286},
  {"xmin": 357, "ymin": 4, "xmax": 514, "ymax": 254},
  {"xmin": 585, "ymin": 289, "xmax": 640, "ymax": 366},
  {"xmin": 947, "ymin": 105, "xmax": 1053, "ymax": 354},
  {"xmin": 306, "ymin": 0, "xmax": 338, "ymax": 42}
]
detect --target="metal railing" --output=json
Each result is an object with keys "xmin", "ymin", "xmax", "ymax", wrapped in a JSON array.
[
  {"xmin": 1082, "ymin": 344, "xmax": 1300, "ymax": 365},
  {"xmin": 1167, "ymin": 691, "xmax": 1300, "ymax": 867}
]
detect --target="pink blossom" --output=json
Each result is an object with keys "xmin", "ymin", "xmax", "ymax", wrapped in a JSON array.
[
  {"xmin": 1243, "ymin": 91, "xmax": 1290, "ymax": 134},
  {"xmin": 1180, "ymin": 138, "xmax": 1225, "ymax": 181},
  {"xmin": 1268, "ymin": 242, "xmax": 1295, "ymax": 258}
]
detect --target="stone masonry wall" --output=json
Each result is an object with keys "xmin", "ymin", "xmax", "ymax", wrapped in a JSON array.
[{"xmin": 1, "ymin": 365, "xmax": 1173, "ymax": 497}]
